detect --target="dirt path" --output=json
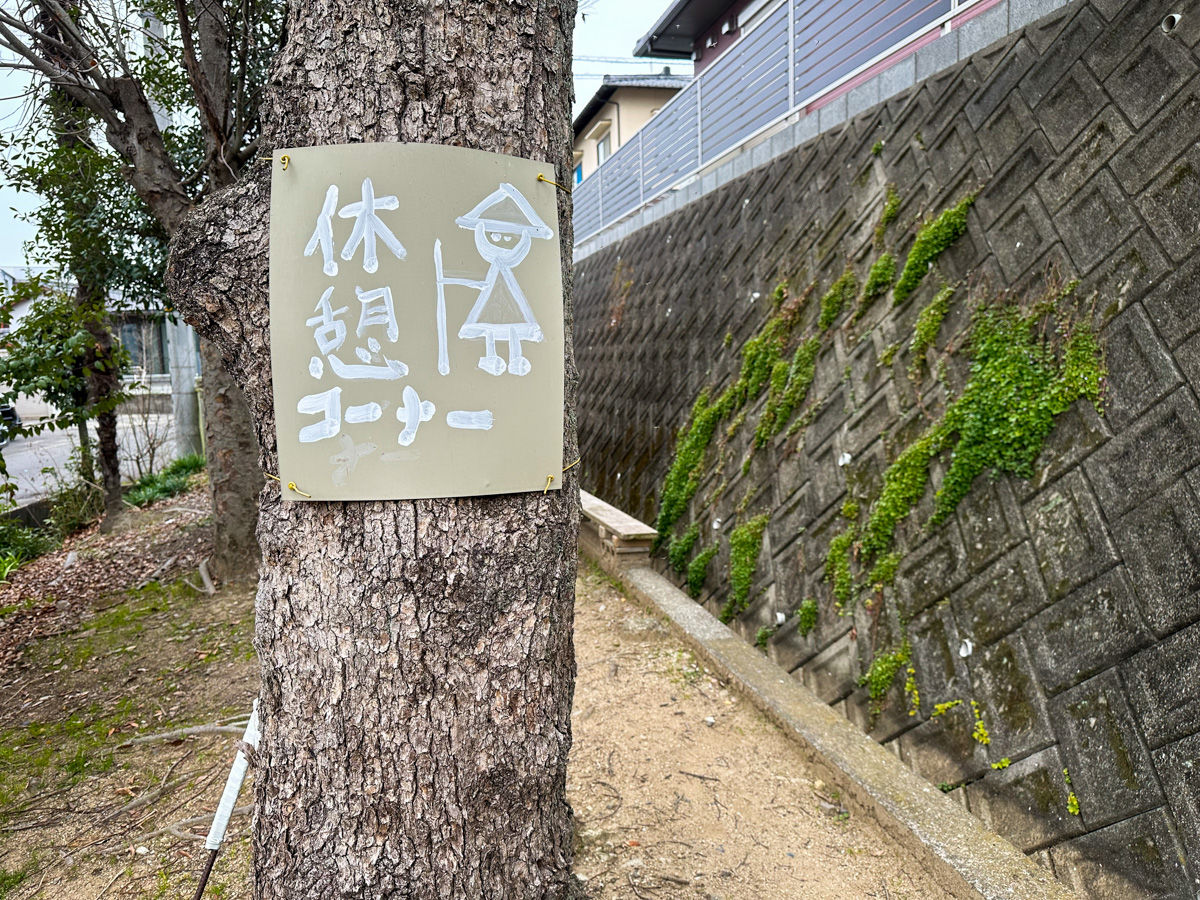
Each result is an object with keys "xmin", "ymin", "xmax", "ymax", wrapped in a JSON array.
[
  {"xmin": 0, "ymin": 500, "xmax": 948, "ymax": 898},
  {"xmin": 569, "ymin": 567, "xmax": 950, "ymax": 899}
]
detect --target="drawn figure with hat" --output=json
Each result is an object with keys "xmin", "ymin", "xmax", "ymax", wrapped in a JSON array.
[{"xmin": 433, "ymin": 183, "xmax": 553, "ymax": 376}]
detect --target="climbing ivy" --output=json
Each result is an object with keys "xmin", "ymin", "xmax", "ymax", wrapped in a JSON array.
[
  {"xmin": 720, "ymin": 513, "xmax": 769, "ymax": 623},
  {"xmin": 893, "ymin": 195, "xmax": 974, "ymax": 305},
  {"xmin": 855, "ymin": 252, "xmax": 895, "ymax": 320},
  {"xmin": 654, "ymin": 286, "xmax": 810, "ymax": 545},
  {"xmin": 859, "ymin": 640, "xmax": 911, "ymax": 706},
  {"xmin": 796, "ymin": 597, "xmax": 819, "ymax": 637},
  {"xmin": 667, "ymin": 523, "xmax": 700, "ymax": 574},
  {"xmin": 874, "ymin": 184, "xmax": 901, "ymax": 249},
  {"xmin": 818, "ymin": 267, "xmax": 858, "ymax": 331},
  {"xmin": 687, "ymin": 544, "xmax": 719, "ymax": 598},
  {"xmin": 908, "ymin": 284, "xmax": 955, "ymax": 377},
  {"xmin": 754, "ymin": 336, "xmax": 820, "ymax": 447}
]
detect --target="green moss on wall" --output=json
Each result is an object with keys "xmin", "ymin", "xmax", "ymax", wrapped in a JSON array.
[
  {"xmin": 687, "ymin": 544, "xmax": 719, "ymax": 598},
  {"xmin": 859, "ymin": 640, "xmax": 911, "ymax": 704},
  {"xmin": 818, "ymin": 267, "xmax": 858, "ymax": 331},
  {"xmin": 754, "ymin": 336, "xmax": 821, "ymax": 447},
  {"xmin": 667, "ymin": 523, "xmax": 700, "ymax": 574},
  {"xmin": 908, "ymin": 284, "xmax": 955, "ymax": 377},
  {"xmin": 894, "ymin": 196, "xmax": 974, "ymax": 305},
  {"xmin": 824, "ymin": 526, "xmax": 857, "ymax": 609},
  {"xmin": 856, "ymin": 253, "xmax": 896, "ymax": 321},
  {"xmin": 796, "ymin": 597, "xmax": 819, "ymax": 637},
  {"xmin": 720, "ymin": 514, "xmax": 770, "ymax": 623}
]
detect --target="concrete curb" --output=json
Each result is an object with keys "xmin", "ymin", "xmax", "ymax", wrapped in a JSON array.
[{"xmin": 577, "ymin": 493, "xmax": 1077, "ymax": 899}]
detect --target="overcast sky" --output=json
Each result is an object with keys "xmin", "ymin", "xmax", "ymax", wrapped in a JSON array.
[{"xmin": 0, "ymin": 0, "xmax": 687, "ymax": 266}]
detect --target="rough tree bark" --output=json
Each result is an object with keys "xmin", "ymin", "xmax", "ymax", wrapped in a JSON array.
[{"xmin": 167, "ymin": 1, "xmax": 579, "ymax": 896}]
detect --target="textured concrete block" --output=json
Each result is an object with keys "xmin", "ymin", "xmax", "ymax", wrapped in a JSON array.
[
  {"xmin": 1008, "ymin": 0, "xmax": 1069, "ymax": 33},
  {"xmin": 1101, "ymin": 304, "xmax": 1181, "ymax": 428},
  {"xmin": 1022, "ymin": 469, "xmax": 1119, "ymax": 601},
  {"xmin": 1020, "ymin": 5, "xmax": 1105, "ymax": 106},
  {"xmin": 1138, "ymin": 144, "xmax": 1200, "ymax": 262},
  {"xmin": 895, "ymin": 525, "xmax": 969, "ymax": 618},
  {"xmin": 1049, "ymin": 670, "xmax": 1162, "ymax": 827},
  {"xmin": 1103, "ymin": 35, "xmax": 1197, "ymax": 128},
  {"xmin": 878, "ymin": 53, "xmax": 916, "ymax": 100},
  {"xmin": 969, "ymin": 632, "xmax": 1054, "ymax": 759},
  {"xmin": 977, "ymin": 90, "xmax": 1038, "ymax": 169},
  {"xmin": 1152, "ymin": 731, "xmax": 1200, "ymax": 866},
  {"xmin": 1111, "ymin": 76, "xmax": 1200, "ymax": 197},
  {"xmin": 1114, "ymin": 476, "xmax": 1200, "ymax": 636},
  {"xmin": 958, "ymin": 2, "xmax": 1011, "ymax": 59},
  {"xmin": 896, "ymin": 706, "xmax": 988, "ymax": 786},
  {"xmin": 1025, "ymin": 567, "xmax": 1152, "ymax": 695},
  {"xmin": 1079, "ymin": 229, "xmax": 1171, "ymax": 315},
  {"xmin": 1083, "ymin": 0, "xmax": 1176, "ymax": 81},
  {"xmin": 1049, "ymin": 809, "xmax": 1193, "ymax": 899},
  {"xmin": 846, "ymin": 77, "xmax": 881, "ymax": 119},
  {"xmin": 1034, "ymin": 60, "xmax": 1107, "ymax": 151},
  {"xmin": 1144, "ymin": 247, "xmax": 1200, "ymax": 348},
  {"xmin": 965, "ymin": 37, "xmax": 1038, "ymax": 129},
  {"xmin": 1085, "ymin": 387, "xmax": 1200, "ymax": 517},
  {"xmin": 985, "ymin": 192, "xmax": 1056, "ymax": 280},
  {"xmin": 916, "ymin": 33, "xmax": 959, "ymax": 82},
  {"xmin": 966, "ymin": 746, "xmax": 1086, "ymax": 851},
  {"xmin": 1125, "ymin": 620, "xmax": 1200, "ymax": 750},
  {"xmin": 1037, "ymin": 106, "xmax": 1133, "ymax": 213},
  {"xmin": 802, "ymin": 631, "xmax": 859, "ymax": 703},
  {"xmin": 955, "ymin": 474, "xmax": 1027, "ymax": 574},
  {"xmin": 908, "ymin": 604, "xmax": 971, "ymax": 716},
  {"xmin": 953, "ymin": 542, "xmax": 1049, "ymax": 646},
  {"xmin": 817, "ymin": 95, "xmax": 847, "ymax": 132},
  {"xmin": 1056, "ymin": 169, "xmax": 1140, "ymax": 274},
  {"xmin": 976, "ymin": 131, "xmax": 1055, "ymax": 227}
]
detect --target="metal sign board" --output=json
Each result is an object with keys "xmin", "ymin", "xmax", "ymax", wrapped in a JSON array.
[{"xmin": 268, "ymin": 143, "xmax": 565, "ymax": 501}]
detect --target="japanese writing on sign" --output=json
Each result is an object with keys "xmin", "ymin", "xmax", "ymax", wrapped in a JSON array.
[{"xmin": 268, "ymin": 144, "xmax": 565, "ymax": 501}]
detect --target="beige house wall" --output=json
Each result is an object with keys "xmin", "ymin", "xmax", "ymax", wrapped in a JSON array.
[{"xmin": 573, "ymin": 87, "xmax": 681, "ymax": 181}]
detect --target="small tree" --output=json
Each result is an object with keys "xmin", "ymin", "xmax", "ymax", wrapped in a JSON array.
[
  {"xmin": 0, "ymin": 275, "xmax": 128, "ymax": 502},
  {"xmin": 0, "ymin": 0, "xmax": 285, "ymax": 572}
]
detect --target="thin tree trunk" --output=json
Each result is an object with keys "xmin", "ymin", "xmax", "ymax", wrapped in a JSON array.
[
  {"xmin": 75, "ymin": 288, "xmax": 124, "ymax": 520},
  {"xmin": 199, "ymin": 340, "xmax": 263, "ymax": 578},
  {"xmin": 74, "ymin": 416, "xmax": 93, "ymax": 484},
  {"xmin": 167, "ymin": 1, "xmax": 579, "ymax": 896}
]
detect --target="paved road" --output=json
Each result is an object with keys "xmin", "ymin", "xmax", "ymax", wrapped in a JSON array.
[{"xmin": 2, "ymin": 415, "xmax": 179, "ymax": 505}]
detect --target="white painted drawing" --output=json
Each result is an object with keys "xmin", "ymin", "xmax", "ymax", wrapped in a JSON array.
[
  {"xmin": 345, "ymin": 402, "xmax": 383, "ymax": 424},
  {"xmin": 355, "ymin": 286, "xmax": 400, "ymax": 343},
  {"xmin": 330, "ymin": 434, "xmax": 377, "ymax": 487},
  {"xmin": 304, "ymin": 185, "xmax": 341, "ymax": 276},
  {"xmin": 433, "ymin": 183, "xmax": 552, "ymax": 376},
  {"xmin": 327, "ymin": 354, "xmax": 408, "ymax": 381},
  {"xmin": 446, "ymin": 410, "xmax": 494, "ymax": 430},
  {"xmin": 338, "ymin": 177, "xmax": 407, "ymax": 273},
  {"xmin": 396, "ymin": 385, "xmax": 435, "ymax": 446},
  {"xmin": 307, "ymin": 287, "xmax": 348, "ymax": 354},
  {"xmin": 297, "ymin": 387, "xmax": 342, "ymax": 443}
]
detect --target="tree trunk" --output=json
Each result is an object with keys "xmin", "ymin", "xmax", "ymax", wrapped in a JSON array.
[
  {"xmin": 167, "ymin": 1, "xmax": 579, "ymax": 897},
  {"xmin": 75, "ymin": 287, "xmax": 124, "ymax": 520},
  {"xmin": 199, "ymin": 340, "xmax": 263, "ymax": 579}
]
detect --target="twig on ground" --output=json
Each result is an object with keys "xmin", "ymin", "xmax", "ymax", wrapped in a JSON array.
[
  {"xmin": 197, "ymin": 559, "xmax": 215, "ymax": 595},
  {"xmin": 139, "ymin": 805, "xmax": 250, "ymax": 842},
  {"xmin": 94, "ymin": 870, "xmax": 123, "ymax": 899},
  {"xmin": 677, "ymin": 770, "xmax": 719, "ymax": 783},
  {"xmin": 118, "ymin": 723, "xmax": 243, "ymax": 747}
]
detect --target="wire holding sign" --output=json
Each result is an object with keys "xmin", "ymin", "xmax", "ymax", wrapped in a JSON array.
[{"xmin": 269, "ymin": 143, "xmax": 564, "ymax": 500}]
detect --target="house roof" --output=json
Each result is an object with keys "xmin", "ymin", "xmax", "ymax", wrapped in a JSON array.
[
  {"xmin": 572, "ymin": 73, "xmax": 692, "ymax": 138},
  {"xmin": 633, "ymin": 0, "xmax": 735, "ymax": 58}
]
